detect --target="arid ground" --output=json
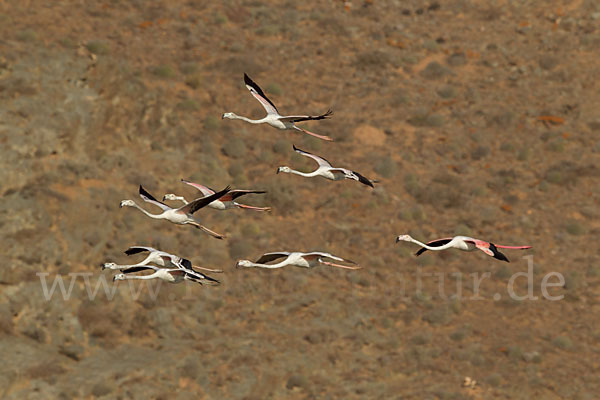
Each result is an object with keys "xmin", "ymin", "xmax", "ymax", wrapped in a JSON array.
[{"xmin": 1, "ymin": 0, "xmax": 599, "ymax": 398}]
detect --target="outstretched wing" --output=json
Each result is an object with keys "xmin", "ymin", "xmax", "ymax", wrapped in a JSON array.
[
  {"xmin": 279, "ymin": 109, "xmax": 333, "ymax": 123},
  {"xmin": 225, "ymin": 190, "xmax": 266, "ymax": 201},
  {"xmin": 415, "ymin": 238, "xmax": 453, "ymax": 256},
  {"xmin": 293, "ymin": 145, "xmax": 333, "ymax": 168},
  {"xmin": 124, "ymin": 246, "xmax": 158, "ymax": 256},
  {"xmin": 255, "ymin": 252, "xmax": 291, "ymax": 264},
  {"xmin": 122, "ymin": 265, "xmax": 158, "ymax": 274},
  {"xmin": 304, "ymin": 252, "xmax": 357, "ymax": 264},
  {"xmin": 352, "ymin": 170, "xmax": 375, "ymax": 188},
  {"xmin": 181, "ymin": 179, "xmax": 215, "ymax": 197},
  {"xmin": 178, "ymin": 186, "xmax": 231, "ymax": 214},
  {"xmin": 139, "ymin": 185, "xmax": 172, "ymax": 211},
  {"xmin": 244, "ymin": 73, "xmax": 279, "ymax": 115}
]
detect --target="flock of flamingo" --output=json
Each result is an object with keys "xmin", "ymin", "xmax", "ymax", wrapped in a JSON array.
[{"xmin": 103, "ymin": 73, "xmax": 532, "ymax": 286}]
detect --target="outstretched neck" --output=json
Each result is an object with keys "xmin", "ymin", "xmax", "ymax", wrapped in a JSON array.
[
  {"xmin": 288, "ymin": 169, "xmax": 320, "ymax": 178},
  {"xmin": 245, "ymin": 260, "xmax": 289, "ymax": 269},
  {"xmin": 229, "ymin": 114, "xmax": 264, "ymax": 124},
  {"xmin": 132, "ymin": 203, "xmax": 163, "ymax": 219}
]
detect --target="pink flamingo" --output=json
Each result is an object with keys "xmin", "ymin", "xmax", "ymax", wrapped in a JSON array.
[
  {"xmin": 222, "ymin": 73, "xmax": 334, "ymax": 141},
  {"xmin": 163, "ymin": 180, "xmax": 271, "ymax": 211},
  {"xmin": 396, "ymin": 234, "xmax": 532, "ymax": 262}
]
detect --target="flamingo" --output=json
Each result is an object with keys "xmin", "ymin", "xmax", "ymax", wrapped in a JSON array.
[
  {"xmin": 277, "ymin": 145, "xmax": 376, "ymax": 187},
  {"xmin": 235, "ymin": 251, "xmax": 361, "ymax": 270},
  {"xmin": 222, "ymin": 73, "xmax": 334, "ymax": 141},
  {"xmin": 162, "ymin": 179, "xmax": 271, "ymax": 211},
  {"xmin": 102, "ymin": 246, "xmax": 223, "ymax": 273},
  {"xmin": 119, "ymin": 185, "xmax": 231, "ymax": 239},
  {"xmin": 396, "ymin": 234, "xmax": 532, "ymax": 262},
  {"xmin": 113, "ymin": 262, "xmax": 220, "ymax": 285}
]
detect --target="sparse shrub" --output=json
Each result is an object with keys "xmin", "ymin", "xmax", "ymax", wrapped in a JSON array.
[
  {"xmin": 436, "ymin": 85, "xmax": 457, "ymax": 99},
  {"xmin": 16, "ymin": 29, "xmax": 37, "ymax": 42},
  {"xmin": 485, "ymin": 373, "xmax": 501, "ymax": 387},
  {"xmin": 180, "ymin": 62, "xmax": 199, "ymax": 75},
  {"xmin": 500, "ymin": 142, "xmax": 514, "ymax": 152},
  {"xmin": 241, "ymin": 223, "xmax": 260, "ymax": 237},
  {"xmin": 273, "ymin": 139, "xmax": 291, "ymax": 154},
  {"xmin": 214, "ymin": 12, "xmax": 228, "ymax": 25},
  {"xmin": 204, "ymin": 116, "xmax": 220, "ymax": 131},
  {"xmin": 228, "ymin": 162, "xmax": 245, "ymax": 178},
  {"xmin": 410, "ymin": 332, "xmax": 431, "ymax": 345},
  {"xmin": 419, "ymin": 61, "xmax": 451, "ymax": 79},
  {"xmin": 552, "ymin": 336, "xmax": 573, "ymax": 350},
  {"xmin": 517, "ymin": 147, "xmax": 530, "ymax": 161},
  {"xmin": 176, "ymin": 99, "xmax": 199, "ymax": 111},
  {"xmin": 422, "ymin": 306, "xmax": 449, "ymax": 325},
  {"xmin": 564, "ymin": 220, "xmax": 585, "ymax": 235},
  {"xmin": 266, "ymin": 83, "xmax": 282, "ymax": 96},
  {"xmin": 86, "ymin": 40, "xmax": 110, "ymax": 54},
  {"xmin": 404, "ymin": 174, "xmax": 420, "ymax": 197},
  {"xmin": 185, "ymin": 76, "xmax": 201, "ymax": 89},
  {"xmin": 222, "ymin": 137, "xmax": 247, "ymax": 158},
  {"xmin": 507, "ymin": 345, "xmax": 523, "ymax": 362},
  {"xmin": 471, "ymin": 145, "xmax": 490, "ymax": 160},
  {"xmin": 149, "ymin": 64, "xmax": 176, "ymax": 79},
  {"xmin": 374, "ymin": 156, "xmax": 397, "ymax": 178},
  {"xmin": 228, "ymin": 240, "xmax": 253, "ymax": 260}
]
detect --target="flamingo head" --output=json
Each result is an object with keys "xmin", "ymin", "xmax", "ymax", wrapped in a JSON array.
[
  {"xmin": 102, "ymin": 262, "xmax": 117, "ymax": 270},
  {"xmin": 119, "ymin": 199, "xmax": 135, "ymax": 208},
  {"xmin": 277, "ymin": 166, "xmax": 291, "ymax": 174},
  {"xmin": 235, "ymin": 260, "xmax": 253, "ymax": 268},
  {"xmin": 113, "ymin": 273, "xmax": 126, "ymax": 281},
  {"xmin": 396, "ymin": 234, "xmax": 413, "ymax": 243},
  {"xmin": 222, "ymin": 112, "xmax": 236, "ymax": 120},
  {"xmin": 162, "ymin": 193, "xmax": 179, "ymax": 201}
]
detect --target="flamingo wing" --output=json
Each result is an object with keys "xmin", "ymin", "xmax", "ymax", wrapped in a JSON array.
[
  {"xmin": 178, "ymin": 186, "xmax": 231, "ymax": 214},
  {"xmin": 139, "ymin": 185, "xmax": 172, "ymax": 211},
  {"xmin": 229, "ymin": 189, "xmax": 267, "ymax": 201},
  {"xmin": 244, "ymin": 73, "xmax": 279, "ymax": 115},
  {"xmin": 304, "ymin": 252, "xmax": 357, "ymax": 264},
  {"xmin": 122, "ymin": 265, "xmax": 158, "ymax": 274},
  {"xmin": 181, "ymin": 179, "xmax": 215, "ymax": 196},
  {"xmin": 124, "ymin": 246, "xmax": 158, "ymax": 256},
  {"xmin": 352, "ymin": 170, "xmax": 375, "ymax": 188},
  {"xmin": 415, "ymin": 238, "xmax": 453, "ymax": 256},
  {"xmin": 279, "ymin": 109, "xmax": 333, "ymax": 123},
  {"xmin": 255, "ymin": 252, "xmax": 291, "ymax": 264},
  {"xmin": 293, "ymin": 145, "xmax": 333, "ymax": 168}
]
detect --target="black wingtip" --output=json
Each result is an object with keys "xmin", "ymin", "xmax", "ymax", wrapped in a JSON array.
[
  {"xmin": 293, "ymin": 144, "xmax": 299, "ymax": 151},
  {"xmin": 243, "ymin": 73, "xmax": 252, "ymax": 85}
]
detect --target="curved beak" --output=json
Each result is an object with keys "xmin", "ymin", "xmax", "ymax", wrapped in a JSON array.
[
  {"xmin": 276, "ymin": 168, "xmax": 280, "ymax": 174},
  {"xmin": 221, "ymin": 114, "xmax": 225, "ymax": 119},
  {"xmin": 395, "ymin": 236, "xmax": 400, "ymax": 243}
]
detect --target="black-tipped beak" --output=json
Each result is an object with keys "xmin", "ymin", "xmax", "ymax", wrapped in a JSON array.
[
  {"xmin": 101, "ymin": 264, "xmax": 106, "ymax": 270},
  {"xmin": 395, "ymin": 237, "xmax": 400, "ymax": 243},
  {"xmin": 112, "ymin": 276, "xmax": 117, "ymax": 282},
  {"xmin": 221, "ymin": 114, "xmax": 225, "ymax": 119},
  {"xmin": 276, "ymin": 168, "xmax": 280, "ymax": 174}
]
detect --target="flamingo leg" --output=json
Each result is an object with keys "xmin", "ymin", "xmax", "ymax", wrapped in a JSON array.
[
  {"xmin": 321, "ymin": 261, "xmax": 362, "ymax": 270},
  {"xmin": 494, "ymin": 245, "xmax": 532, "ymax": 249},
  {"xmin": 296, "ymin": 127, "xmax": 334, "ymax": 141},
  {"xmin": 192, "ymin": 265, "xmax": 224, "ymax": 273},
  {"xmin": 194, "ymin": 223, "xmax": 226, "ymax": 240},
  {"xmin": 236, "ymin": 203, "xmax": 272, "ymax": 212}
]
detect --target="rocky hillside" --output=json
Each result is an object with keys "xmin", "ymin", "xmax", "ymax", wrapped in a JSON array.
[{"xmin": 1, "ymin": 1, "xmax": 599, "ymax": 398}]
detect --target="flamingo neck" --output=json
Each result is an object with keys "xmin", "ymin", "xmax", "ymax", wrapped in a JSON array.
[
  {"xmin": 288, "ymin": 169, "xmax": 319, "ymax": 178},
  {"xmin": 231, "ymin": 114, "xmax": 264, "ymax": 124},
  {"xmin": 131, "ymin": 203, "xmax": 163, "ymax": 219},
  {"xmin": 245, "ymin": 260, "xmax": 289, "ymax": 269}
]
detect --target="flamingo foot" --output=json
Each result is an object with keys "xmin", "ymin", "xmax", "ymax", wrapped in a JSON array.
[{"xmin": 298, "ymin": 127, "xmax": 334, "ymax": 141}]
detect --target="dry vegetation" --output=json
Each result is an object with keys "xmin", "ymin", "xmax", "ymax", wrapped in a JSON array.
[{"xmin": 0, "ymin": 0, "xmax": 599, "ymax": 399}]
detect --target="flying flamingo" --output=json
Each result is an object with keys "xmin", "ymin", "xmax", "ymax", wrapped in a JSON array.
[
  {"xmin": 162, "ymin": 179, "xmax": 271, "ymax": 211},
  {"xmin": 119, "ymin": 185, "xmax": 230, "ymax": 239},
  {"xmin": 113, "ymin": 262, "xmax": 220, "ymax": 285},
  {"xmin": 222, "ymin": 73, "xmax": 334, "ymax": 141},
  {"xmin": 396, "ymin": 234, "xmax": 532, "ymax": 262},
  {"xmin": 277, "ymin": 145, "xmax": 376, "ymax": 187},
  {"xmin": 102, "ymin": 246, "xmax": 223, "ymax": 273},
  {"xmin": 235, "ymin": 251, "xmax": 361, "ymax": 270}
]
